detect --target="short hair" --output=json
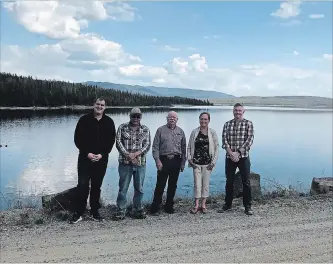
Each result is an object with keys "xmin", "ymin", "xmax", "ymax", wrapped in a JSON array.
[
  {"xmin": 233, "ymin": 103, "xmax": 243, "ymax": 108},
  {"xmin": 167, "ymin": 111, "xmax": 178, "ymax": 118},
  {"xmin": 95, "ymin": 97, "xmax": 106, "ymax": 105},
  {"xmin": 199, "ymin": 112, "xmax": 210, "ymax": 121}
]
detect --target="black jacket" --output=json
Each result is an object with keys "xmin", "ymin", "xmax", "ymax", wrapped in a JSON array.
[{"xmin": 74, "ymin": 112, "xmax": 116, "ymax": 158}]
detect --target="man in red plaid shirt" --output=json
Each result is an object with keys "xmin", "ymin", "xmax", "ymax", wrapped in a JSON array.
[{"xmin": 220, "ymin": 103, "xmax": 254, "ymax": 215}]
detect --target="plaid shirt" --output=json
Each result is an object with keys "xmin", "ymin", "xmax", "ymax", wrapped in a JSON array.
[
  {"xmin": 116, "ymin": 122, "xmax": 151, "ymax": 166},
  {"xmin": 222, "ymin": 118, "xmax": 254, "ymax": 158}
]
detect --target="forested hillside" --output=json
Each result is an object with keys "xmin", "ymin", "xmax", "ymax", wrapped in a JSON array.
[{"xmin": 0, "ymin": 73, "xmax": 212, "ymax": 107}]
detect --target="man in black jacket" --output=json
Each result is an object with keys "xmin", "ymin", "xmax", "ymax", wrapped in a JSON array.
[{"xmin": 70, "ymin": 97, "xmax": 116, "ymax": 224}]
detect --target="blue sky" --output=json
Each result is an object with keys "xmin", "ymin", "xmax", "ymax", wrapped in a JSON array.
[{"xmin": 1, "ymin": 1, "xmax": 332, "ymax": 97}]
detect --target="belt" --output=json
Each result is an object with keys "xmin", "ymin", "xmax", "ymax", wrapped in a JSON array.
[{"xmin": 160, "ymin": 154, "xmax": 181, "ymax": 160}]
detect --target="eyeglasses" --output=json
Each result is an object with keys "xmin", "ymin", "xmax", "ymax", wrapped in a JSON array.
[{"xmin": 131, "ymin": 114, "xmax": 141, "ymax": 119}]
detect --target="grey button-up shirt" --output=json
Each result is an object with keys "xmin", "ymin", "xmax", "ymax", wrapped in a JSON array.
[{"xmin": 152, "ymin": 124, "xmax": 187, "ymax": 167}]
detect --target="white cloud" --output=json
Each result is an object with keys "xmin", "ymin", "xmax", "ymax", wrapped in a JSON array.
[
  {"xmin": 280, "ymin": 19, "xmax": 302, "ymax": 26},
  {"xmin": 323, "ymin": 54, "xmax": 333, "ymax": 61},
  {"xmin": 271, "ymin": 0, "xmax": 302, "ymax": 19},
  {"xmin": 118, "ymin": 64, "xmax": 167, "ymax": 78},
  {"xmin": 3, "ymin": 0, "xmax": 139, "ymax": 39},
  {"xmin": 163, "ymin": 54, "xmax": 208, "ymax": 75},
  {"xmin": 2, "ymin": 43, "xmax": 332, "ymax": 98},
  {"xmin": 106, "ymin": 2, "xmax": 139, "ymax": 22},
  {"xmin": 0, "ymin": 31, "xmax": 141, "ymax": 83},
  {"xmin": 204, "ymin": 35, "xmax": 221, "ymax": 40},
  {"xmin": 152, "ymin": 78, "xmax": 166, "ymax": 84},
  {"xmin": 151, "ymin": 42, "xmax": 180, "ymax": 52},
  {"xmin": 60, "ymin": 33, "xmax": 141, "ymax": 65},
  {"xmin": 1, "ymin": 1, "xmax": 332, "ymax": 98},
  {"xmin": 309, "ymin": 14, "xmax": 324, "ymax": 19},
  {"xmin": 163, "ymin": 45, "xmax": 180, "ymax": 52}
]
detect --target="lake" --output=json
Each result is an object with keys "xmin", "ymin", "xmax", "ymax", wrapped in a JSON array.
[{"xmin": 1, "ymin": 106, "xmax": 332, "ymax": 210}]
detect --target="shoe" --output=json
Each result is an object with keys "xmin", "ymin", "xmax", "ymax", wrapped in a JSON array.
[
  {"xmin": 112, "ymin": 211, "xmax": 125, "ymax": 221},
  {"xmin": 132, "ymin": 210, "xmax": 147, "ymax": 219},
  {"xmin": 201, "ymin": 207, "xmax": 208, "ymax": 214},
  {"xmin": 150, "ymin": 204, "xmax": 160, "ymax": 215},
  {"xmin": 245, "ymin": 206, "xmax": 253, "ymax": 215},
  {"xmin": 164, "ymin": 206, "xmax": 175, "ymax": 214},
  {"xmin": 90, "ymin": 210, "xmax": 104, "ymax": 221},
  {"xmin": 190, "ymin": 207, "xmax": 199, "ymax": 214},
  {"xmin": 69, "ymin": 213, "xmax": 82, "ymax": 224},
  {"xmin": 217, "ymin": 204, "xmax": 232, "ymax": 213}
]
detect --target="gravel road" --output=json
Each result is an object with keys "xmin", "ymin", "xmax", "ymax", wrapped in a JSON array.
[{"xmin": 1, "ymin": 195, "xmax": 332, "ymax": 263}]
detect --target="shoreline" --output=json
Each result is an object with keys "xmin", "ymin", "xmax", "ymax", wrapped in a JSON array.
[
  {"xmin": 1, "ymin": 103, "xmax": 332, "ymax": 110},
  {"xmin": 213, "ymin": 103, "xmax": 333, "ymax": 109},
  {"xmin": 0, "ymin": 105, "xmax": 176, "ymax": 111},
  {"xmin": 1, "ymin": 193, "xmax": 332, "ymax": 262},
  {"xmin": 0, "ymin": 192, "xmax": 331, "ymax": 227}
]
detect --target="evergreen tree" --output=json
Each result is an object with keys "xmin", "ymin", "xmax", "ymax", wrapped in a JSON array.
[{"xmin": 0, "ymin": 72, "xmax": 213, "ymax": 107}]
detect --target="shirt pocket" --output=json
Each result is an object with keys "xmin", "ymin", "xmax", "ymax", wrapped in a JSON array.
[
  {"xmin": 137, "ymin": 132, "xmax": 147, "ymax": 143},
  {"xmin": 174, "ymin": 132, "xmax": 183, "ymax": 146},
  {"xmin": 121, "ymin": 130, "xmax": 131, "ymax": 139}
]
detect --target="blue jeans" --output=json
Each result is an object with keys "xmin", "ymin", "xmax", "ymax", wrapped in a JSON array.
[{"xmin": 116, "ymin": 163, "xmax": 146, "ymax": 213}]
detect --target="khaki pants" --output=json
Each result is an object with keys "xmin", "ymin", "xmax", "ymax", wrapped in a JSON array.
[{"xmin": 193, "ymin": 165, "xmax": 212, "ymax": 199}]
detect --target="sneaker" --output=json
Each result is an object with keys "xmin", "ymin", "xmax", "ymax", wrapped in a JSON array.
[
  {"xmin": 112, "ymin": 211, "xmax": 125, "ymax": 221},
  {"xmin": 245, "ymin": 206, "xmax": 253, "ymax": 216},
  {"xmin": 217, "ymin": 204, "xmax": 232, "ymax": 213},
  {"xmin": 132, "ymin": 210, "xmax": 147, "ymax": 219},
  {"xmin": 90, "ymin": 211, "xmax": 104, "ymax": 222},
  {"xmin": 69, "ymin": 213, "xmax": 82, "ymax": 224}
]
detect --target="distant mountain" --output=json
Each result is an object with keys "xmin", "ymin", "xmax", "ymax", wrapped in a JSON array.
[
  {"xmin": 84, "ymin": 81, "xmax": 235, "ymax": 99},
  {"xmin": 210, "ymin": 95, "xmax": 333, "ymax": 109}
]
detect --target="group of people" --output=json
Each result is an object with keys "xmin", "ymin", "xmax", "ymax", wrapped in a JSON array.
[{"xmin": 70, "ymin": 97, "xmax": 254, "ymax": 224}]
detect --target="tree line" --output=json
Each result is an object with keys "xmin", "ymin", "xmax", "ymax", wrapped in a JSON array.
[{"xmin": 0, "ymin": 72, "xmax": 212, "ymax": 107}]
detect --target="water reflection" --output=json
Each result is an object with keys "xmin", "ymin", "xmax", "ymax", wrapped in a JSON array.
[{"xmin": 0, "ymin": 107, "xmax": 332, "ymax": 210}]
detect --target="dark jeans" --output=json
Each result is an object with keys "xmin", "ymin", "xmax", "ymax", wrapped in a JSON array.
[
  {"xmin": 74, "ymin": 153, "xmax": 108, "ymax": 215},
  {"xmin": 151, "ymin": 155, "xmax": 182, "ymax": 209},
  {"xmin": 225, "ymin": 157, "xmax": 252, "ymax": 208}
]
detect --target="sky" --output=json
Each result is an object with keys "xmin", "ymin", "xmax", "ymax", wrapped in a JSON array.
[{"xmin": 0, "ymin": 0, "xmax": 332, "ymax": 97}]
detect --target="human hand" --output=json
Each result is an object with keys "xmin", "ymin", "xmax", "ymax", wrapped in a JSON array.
[
  {"xmin": 189, "ymin": 160, "xmax": 198, "ymax": 169},
  {"xmin": 180, "ymin": 166, "xmax": 185, "ymax": 172},
  {"xmin": 131, "ymin": 157, "xmax": 139, "ymax": 165},
  {"xmin": 156, "ymin": 160, "xmax": 163, "ymax": 171},
  {"xmin": 128, "ymin": 153, "xmax": 137, "ymax": 160},
  {"xmin": 230, "ymin": 152, "xmax": 239, "ymax": 162},
  {"xmin": 94, "ymin": 154, "xmax": 102, "ymax": 162},
  {"xmin": 206, "ymin": 163, "xmax": 215, "ymax": 171},
  {"xmin": 88, "ymin": 153, "xmax": 97, "ymax": 162}
]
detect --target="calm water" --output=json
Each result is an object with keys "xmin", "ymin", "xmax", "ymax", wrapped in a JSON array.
[{"xmin": 1, "ymin": 106, "xmax": 332, "ymax": 210}]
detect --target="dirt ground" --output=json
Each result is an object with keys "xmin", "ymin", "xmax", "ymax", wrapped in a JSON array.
[{"xmin": 1, "ymin": 194, "xmax": 332, "ymax": 263}]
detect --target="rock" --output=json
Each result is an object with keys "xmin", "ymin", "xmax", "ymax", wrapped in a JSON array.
[
  {"xmin": 310, "ymin": 177, "xmax": 333, "ymax": 195},
  {"xmin": 41, "ymin": 186, "xmax": 105, "ymax": 212},
  {"xmin": 233, "ymin": 171, "xmax": 262, "ymax": 199},
  {"xmin": 42, "ymin": 187, "xmax": 78, "ymax": 212}
]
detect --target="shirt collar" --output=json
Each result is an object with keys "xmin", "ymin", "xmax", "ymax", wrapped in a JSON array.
[
  {"xmin": 90, "ymin": 111, "xmax": 105, "ymax": 120},
  {"xmin": 126, "ymin": 122, "xmax": 142, "ymax": 130},
  {"xmin": 167, "ymin": 124, "xmax": 177, "ymax": 129}
]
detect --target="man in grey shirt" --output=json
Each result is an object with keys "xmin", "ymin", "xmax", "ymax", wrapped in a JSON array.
[{"xmin": 150, "ymin": 111, "xmax": 187, "ymax": 214}]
